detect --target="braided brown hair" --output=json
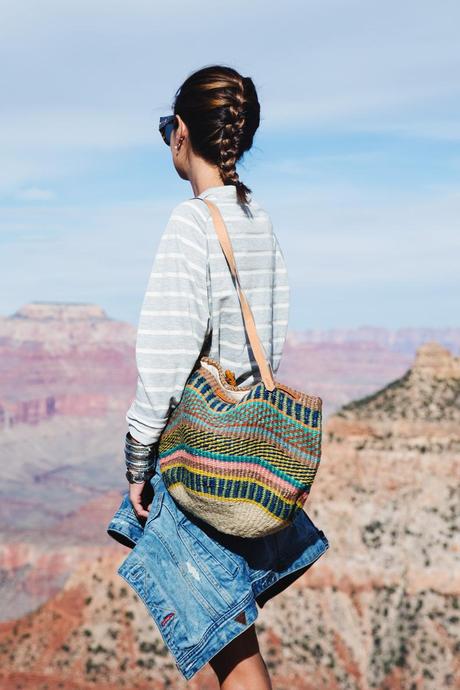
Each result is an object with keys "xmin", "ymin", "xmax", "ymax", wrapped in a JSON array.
[{"xmin": 172, "ymin": 65, "xmax": 260, "ymax": 205}]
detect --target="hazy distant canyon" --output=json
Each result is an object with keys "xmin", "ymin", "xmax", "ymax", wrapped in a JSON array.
[{"xmin": 0, "ymin": 302, "xmax": 458, "ymax": 690}]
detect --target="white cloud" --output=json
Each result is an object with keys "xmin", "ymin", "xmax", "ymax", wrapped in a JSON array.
[
  {"xmin": 15, "ymin": 187, "xmax": 56, "ymax": 202},
  {"xmin": 271, "ymin": 185, "xmax": 460, "ymax": 287},
  {"xmin": 345, "ymin": 120, "xmax": 460, "ymax": 142},
  {"xmin": 262, "ymin": 151, "xmax": 386, "ymax": 177}
]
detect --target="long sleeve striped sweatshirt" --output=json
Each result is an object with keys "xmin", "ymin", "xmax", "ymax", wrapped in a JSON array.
[{"xmin": 126, "ymin": 183, "xmax": 290, "ymax": 445}]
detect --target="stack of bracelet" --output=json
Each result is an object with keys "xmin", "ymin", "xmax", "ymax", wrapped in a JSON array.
[{"xmin": 124, "ymin": 432, "xmax": 158, "ymax": 484}]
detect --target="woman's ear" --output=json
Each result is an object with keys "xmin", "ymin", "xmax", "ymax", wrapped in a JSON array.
[{"xmin": 174, "ymin": 114, "xmax": 188, "ymax": 146}]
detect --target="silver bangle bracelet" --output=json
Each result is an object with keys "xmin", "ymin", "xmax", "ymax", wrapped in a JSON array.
[
  {"xmin": 125, "ymin": 466, "xmax": 155, "ymax": 484},
  {"xmin": 125, "ymin": 442, "xmax": 154, "ymax": 455},
  {"xmin": 125, "ymin": 431, "xmax": 156, "ymax": 446},
  {"xmin": 124, "ymin": 432, "xmax": 158, "ymax": 481},
  {"xmin": 125, "ymin": 456, "xmax": 155, "ymax": 465},
  {"xmin": 126, "ymin": 462, "xmax": 155, "ymax": 470},
  {"xmin": 125, "ymin": 447, "xmax": 156, "ymax": 461},
  {"xmin": 125, "ymin": 460, "xmax": 154, "ymax": 472},
  {"xmin": 125, "ymin": 432, "xmax": 158, "ymax": 461}
]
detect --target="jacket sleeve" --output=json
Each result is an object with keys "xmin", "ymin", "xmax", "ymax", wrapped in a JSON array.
[
  {"xmin": 272, "ymin": 231, "xmax": 290, "ymax": 374},
  {"xmin": 126, "ymin": 200, "xmax": 211, "ymax": 445}
]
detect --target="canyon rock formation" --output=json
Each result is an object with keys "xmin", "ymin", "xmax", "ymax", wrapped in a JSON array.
[{"xmin": 1, "ymin": 304, "xmax": 459, "ymax": 689}]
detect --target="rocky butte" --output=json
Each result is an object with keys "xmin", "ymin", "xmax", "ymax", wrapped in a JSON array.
[{"xmin": 0, "ymin": 301, "xmax": 137, "ymax": 427}]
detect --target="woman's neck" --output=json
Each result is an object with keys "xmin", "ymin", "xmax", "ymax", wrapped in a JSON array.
[{"xmin": 188, "ymin": 158, "xmax": 224, "ymax": 197}]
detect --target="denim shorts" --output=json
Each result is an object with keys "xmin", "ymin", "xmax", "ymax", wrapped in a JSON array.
[{"xmin": 107, "ymin": 463, "xmax": 330, "ymax": 680}]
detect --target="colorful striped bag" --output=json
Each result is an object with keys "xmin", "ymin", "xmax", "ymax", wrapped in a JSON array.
[{"xmin": 158, "ymin": 198, "xmax": 323, "ymax": 538}]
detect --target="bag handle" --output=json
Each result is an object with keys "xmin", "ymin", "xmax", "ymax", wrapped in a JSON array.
[{"xmin": 199, "ymin": 197, "xmax": 276, "ymax": 391}]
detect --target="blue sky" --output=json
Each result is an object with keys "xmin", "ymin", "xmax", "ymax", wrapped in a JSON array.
[{"xmin": 1, "ymin": 0, "xmax": 459, "ymax": 330}]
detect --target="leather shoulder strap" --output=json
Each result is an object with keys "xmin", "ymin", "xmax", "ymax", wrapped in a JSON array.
[{"xmin": 196, "ymin": 196, "xmax": 275, "ymax": 391}]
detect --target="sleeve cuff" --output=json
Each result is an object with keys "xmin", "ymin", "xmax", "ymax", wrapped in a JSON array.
[{"xmin": 126, "ymin": 421, "xmax": 166, "ymax": 446}]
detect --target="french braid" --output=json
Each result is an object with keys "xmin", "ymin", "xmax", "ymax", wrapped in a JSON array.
[
  {"xmin": 218, "ymin": 77, "xmax": 246, "ymax": 190},
  {"xmin": 173, "ymin": 66, "xmax": 260, "ymax": 205}
]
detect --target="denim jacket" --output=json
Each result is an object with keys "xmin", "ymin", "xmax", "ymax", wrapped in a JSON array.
[{"xmin": 107, "ymin": 465, "xmax": 329, "ymax": 680}]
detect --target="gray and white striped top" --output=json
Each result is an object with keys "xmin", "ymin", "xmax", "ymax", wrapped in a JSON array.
[{"xmin": 126, "ymin": 183, "xmax": 290, "ymax": 445}]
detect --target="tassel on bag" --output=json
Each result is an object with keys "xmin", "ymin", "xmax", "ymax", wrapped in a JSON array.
[{"xmin": 157, "ymin": 198, "xmax": 323, "ymax": 538}]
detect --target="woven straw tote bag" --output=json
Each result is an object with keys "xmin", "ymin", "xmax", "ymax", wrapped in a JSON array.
[{"xmin": 157, "ymin": 198, "xmax": 323, "ymax": 538}]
